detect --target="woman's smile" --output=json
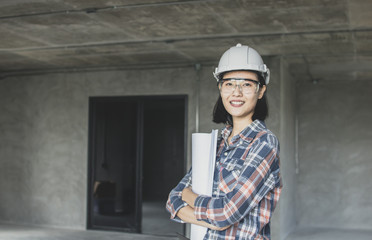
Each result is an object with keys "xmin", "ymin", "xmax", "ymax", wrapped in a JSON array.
[{"xmin": 230, "ymin": 100, "xmax": 245, "ymax": 107}]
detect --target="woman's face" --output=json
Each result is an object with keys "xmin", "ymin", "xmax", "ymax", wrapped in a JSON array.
[{"xmin": 219, "ymin": 71, "xmax": 266, "ymax": 123}]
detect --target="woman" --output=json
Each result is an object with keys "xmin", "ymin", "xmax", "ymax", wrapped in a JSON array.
[{"xmin": 166, "ymin": 44, "xmax": 282, "ymax": 239}]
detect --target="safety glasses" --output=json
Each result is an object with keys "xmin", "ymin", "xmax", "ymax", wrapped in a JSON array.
[{"xmin": 218, "ymin": 78, "xmax": 260, "ymax": 94}]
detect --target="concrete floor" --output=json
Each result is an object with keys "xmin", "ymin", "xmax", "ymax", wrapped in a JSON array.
[
  {"xmin": 0, "ymin": 201, "xmax": 183, "ymax": 240},
  {"xmin": 142, "ymin": 201, "xmax": 183, "ymax": 236},
  {"xmin": 0, "ymin": 222, "xmax": 178, "ymax": 240},
  {"xmin": 1, "ymin": 223, "xmax": 372, "ymax": 240},
  {"xmin": 286, "ymin": 227, "xmax": 372, "ymax": 240}
]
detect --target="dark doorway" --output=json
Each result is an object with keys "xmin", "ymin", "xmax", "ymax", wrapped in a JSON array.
[
  {"xmin": 141, "ymin": 98, "xmax": 186, "ymax": 235},
  {"xmin": 87, "ymin": 96, "xmax": 186, "ymax": 236}
]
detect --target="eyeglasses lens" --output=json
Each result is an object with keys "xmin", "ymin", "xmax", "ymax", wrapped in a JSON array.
[{"xmin": 220, "ymin": 79, "xmax": 258, "ymax": 94}]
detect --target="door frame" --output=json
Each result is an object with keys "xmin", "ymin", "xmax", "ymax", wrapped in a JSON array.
[{"xmin": 86, "ymin": 95, "xmax": 188, "ymax": 233}]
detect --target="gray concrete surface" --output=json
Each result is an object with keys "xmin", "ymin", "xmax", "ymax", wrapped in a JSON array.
[
  {"xmin": 275, "ymin": 58, "xmax": 297, "ymax": 239},
  {"xmin": 0, "ymin": 0, "xmax": 372, "ymax": 85},
  {"xmin": 286, "ymin": 227, "xmax": 372, "ymax": 240},
  {"xmin": 142, "ymin": 202, "xmax": 183, "ymax": 236},
  {"xmin": 0, "ymin": 67, "xmax": 197, "ymax": 230},
  {"xmin": 296, "ymin": 80, "xmax": 372, "ymax": 230},
  {"xmin": 0, "ymin": 223, "xmax": 178, "ymax": 240}
]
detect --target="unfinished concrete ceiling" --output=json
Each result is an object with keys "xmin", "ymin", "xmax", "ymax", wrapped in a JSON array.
[{"xmin": 0, "ymin": 0, "xmax": 371, "ymax": 82}]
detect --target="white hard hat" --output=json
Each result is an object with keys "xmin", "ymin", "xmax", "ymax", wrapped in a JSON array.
[{"xmin": 213, "ymin": 43, "xmax": 270, "ymax": 85}]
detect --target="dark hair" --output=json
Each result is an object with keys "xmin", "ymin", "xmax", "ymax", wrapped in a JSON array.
[{"xmin": 212, "ymin": 71, "xmax": 268, "ymax": 125}]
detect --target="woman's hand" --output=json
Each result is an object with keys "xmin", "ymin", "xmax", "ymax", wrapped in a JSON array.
[
  {"xmin": 177, "ymin": 206, "xmax": 231, "ymax": 231},
  {"xmin": 181, "ymin": 187, "xmax": 198, "ymax": 208},
  {"xmin": 180, "ymin": 187, "xmax": 232, "ymax": 231},
  {"xmin": 208, "ymin": 224, "xmax": 231, "ymax": 231}
]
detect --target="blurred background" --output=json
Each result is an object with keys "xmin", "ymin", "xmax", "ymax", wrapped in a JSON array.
[{"xmin": 0, "ymin": 1, "xmax": 371, "ymax": 239}]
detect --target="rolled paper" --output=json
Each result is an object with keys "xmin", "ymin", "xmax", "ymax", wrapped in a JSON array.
[{"xmin": 190, "ymin": 130, "xmax": 218, "ymax": 240}]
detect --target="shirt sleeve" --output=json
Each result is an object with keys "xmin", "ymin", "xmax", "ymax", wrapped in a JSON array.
[
  {"xmin": 193, "ymin": 133, "xmax": 280, "ymax": 227},
  {"xmin": 165, "ymin": 168, "xmax": 192, "ymax": 223}
]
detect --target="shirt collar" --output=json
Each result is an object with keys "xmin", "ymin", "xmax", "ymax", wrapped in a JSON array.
[{"xmin": 221, "ymin": 119, "xmax": 266, "ymax": 144}]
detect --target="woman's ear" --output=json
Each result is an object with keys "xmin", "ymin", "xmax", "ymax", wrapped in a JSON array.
[{"xmin": 258, "ymin": 85, "xmax": 266, "ymax": 99}]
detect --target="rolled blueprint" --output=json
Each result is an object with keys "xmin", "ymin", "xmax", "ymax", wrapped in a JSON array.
[{"xmin": 190, "ymin": 130, "xmax": 218, "ymax": 240}]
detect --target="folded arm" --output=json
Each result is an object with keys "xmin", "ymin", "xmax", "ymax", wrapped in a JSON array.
[
  {"xmin": 176, "ymin": 204, "xmax": 230, "ymax": 231},
  {"xmin": 166, "ymin": 168, "xmax": 230, "ymax": 231},
  {"xmin": 193, "ymin": 139, "xmax": 281, "ymax": 228},
  {"xmin": 179, "ymin": 188, "xmax": 230, "ymax": 231}
]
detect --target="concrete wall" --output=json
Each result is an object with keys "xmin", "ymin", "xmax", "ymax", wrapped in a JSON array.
[
  {"xmin": 296, "ymin": 80, "xmax": 372, "ymax": 230},
  {"xmin": 277, "ymin": 59, "xmax": 297, "ymax": 239},
  {"xmin": 0, "ymin": 58, "xmax": 292, "ymax": 237},
  {"xmin": 0, "ymin": 67, "xmax": 197, "ymax": 229},
  {"xmin": 0, "ymin": 75, "xmax": 89, "ymax": 228}
]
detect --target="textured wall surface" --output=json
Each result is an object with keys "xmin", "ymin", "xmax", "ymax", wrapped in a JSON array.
[
  {"xmin": 0, "ymin": 75, "xmax": 88, "ymax": 228},
  {"xmin": 0, "ymin": 67, "xmax": 197, "ymax": 229},
  {"xmin": 277, "ymin": 59, "xmax": 297, "ymax": 240},
  {"xmin": 296, "ymin": 80, "xmax": 372, "ymax": 230}
]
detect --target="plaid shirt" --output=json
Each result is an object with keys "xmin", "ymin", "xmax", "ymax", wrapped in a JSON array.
[{"xmin": 166, "ymin": 120, "xmax": 282, "ymax": 240}]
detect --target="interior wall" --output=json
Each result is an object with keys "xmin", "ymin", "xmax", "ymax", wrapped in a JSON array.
[
  {"xmin": 277, "ymin": 58, "xmax": 297, "ymax": 240},
  {"xmin": 296, "ymin": 80, "xmax": 372, "ymax": 230},
  {"xmin": 0, "ymin": 76, "xmax": 89, "ymax": 229},
  {"xmin": 0, "ymin": 67, "xmax": 198, "ymax": 229}
]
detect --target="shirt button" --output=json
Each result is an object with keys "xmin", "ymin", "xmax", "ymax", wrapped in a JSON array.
[
  {"xmin": 240, "ymin": 141, "xmax": 243, "ymax": 144},
  {"xmin": 224, "ymin": 152, "xmax": 228, "ymax": 156}
]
